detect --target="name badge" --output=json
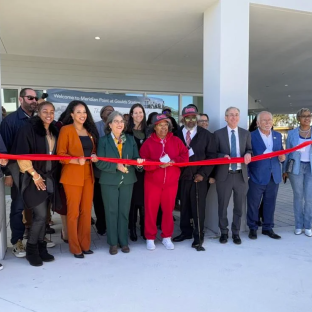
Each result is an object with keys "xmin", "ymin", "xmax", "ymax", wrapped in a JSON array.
[
  {"xmin": 188, "ymin": 148, "xmax": 194, "ymax": 157},
  {"xmin": 160, "ymin": 154, "xmax": 171, "ymax": 163}
]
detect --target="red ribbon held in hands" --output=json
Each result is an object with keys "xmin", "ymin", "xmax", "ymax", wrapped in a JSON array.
[{"xmin": 0, "ymin": 140, "xmax": 311, "ymax": 167}]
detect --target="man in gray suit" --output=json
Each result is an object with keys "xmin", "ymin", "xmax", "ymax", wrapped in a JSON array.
[
  {"xmin": 212, "ymin": 107, "xmax": 252, "ymax": 245},
  {"xmin": 95, "ymin": 105, "xmax": 114, "ymax": 137}
]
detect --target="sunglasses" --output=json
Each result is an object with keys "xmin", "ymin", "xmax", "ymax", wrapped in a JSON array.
[
  {"xmin": 184, "ymin": 117, "xmax": 197, "ymax": 122},
  {"xmin": 22, "ymin": 96, "xmax": 38, "ymax": 101}
]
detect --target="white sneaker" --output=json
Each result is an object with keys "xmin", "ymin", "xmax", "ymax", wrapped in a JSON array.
[
  {"xmin": 146, "ymin": 240, "xmax": 155, "ymax": 251},
  {"xmin": 304, "ymin": 229, "xmax": 312, "ymax": 237},
  {"xmin": 12, "ymin": 239, "xmax": 26, "ymax": 258},
  {"xmin": 44, "ymin": 237, "xmax": 56, "ymax": 248},
  {"xmin": 294, "ymin": 229, "xmax": 303, "ymax": 235},
  {"xmin": 162, "ymin": 237, "xmax": 174, "ymax": 250}
]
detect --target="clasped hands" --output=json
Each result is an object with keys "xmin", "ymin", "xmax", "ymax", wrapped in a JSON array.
[
  {"xmin": 78, "ymin": 154, "xmax": 99, "ymax": 165},
  {"xmin": 224, "ymin": 153, "xmax": 251, "ymax": 165},
  {"xmin": 117, "ymin": 158, "xmax": 145, "ymax": 173}
]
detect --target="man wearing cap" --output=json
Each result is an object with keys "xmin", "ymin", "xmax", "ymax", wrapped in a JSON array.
[
  {"xmin": 140, "ymin": 113, "xmax": 189, "ymax": 251},
  {"xmin": 173, "ymin": 105, "xmax": 217, "ymax": 249},
  {"xmin": 212, "ymin": 107, "xmax": 252, "ymax": 245}
]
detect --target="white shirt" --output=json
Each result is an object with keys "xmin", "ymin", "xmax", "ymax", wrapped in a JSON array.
[
  {"xmin": 227, "ymin": 126, "xmax": 241, "ymax": 170},
  {"xmin": 258, "ymin": 129, "xmax": 273, "ymax": 152},
  {"xmin": 298, "ymin": 136, "xmax": 311, "ymax": 162},
  {"xmin": 182, "ymin": 126, "xmax": 197, "ymax": 147}
]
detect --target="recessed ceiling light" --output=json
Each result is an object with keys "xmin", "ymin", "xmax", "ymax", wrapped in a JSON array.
[
  {"xmin": 290, "ymin": 103, "xmax": 292, "ymax": 105},
  {"xmin": 285, "ymin": 84, "xmax": 288, "ymax": 87},
  {"xmin": 95, "ymin": 36, "xmax": 100, "ymax": 40},
  {"xmin": 288, "ymin": 95, "xmax": 291, "ymax": 97}
]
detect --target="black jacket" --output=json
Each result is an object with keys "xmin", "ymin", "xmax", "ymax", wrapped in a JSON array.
[
  {"xmin": 177, "ymin": 126, "xmax": 217, "ymax": 181},
  {"xmin": 9, "ymin": 116, "xmax": 62, "ymax": 210},
  {"xmin": 0, "ymin": 134, "xmax": 7, "ymax": 179}
]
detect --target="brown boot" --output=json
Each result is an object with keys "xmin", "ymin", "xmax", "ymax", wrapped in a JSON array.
[
  {"xmin": 121, "ymin": 246, "xmax": 130, "ymax": 253},
  {"xmin": 109, "ymin": 245, "xmax": 118, "ymax": 255}
]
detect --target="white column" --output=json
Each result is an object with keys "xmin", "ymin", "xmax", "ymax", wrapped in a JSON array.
[
  {"xmin": 203, "ymin": 0, "xmax": 250, "ymax": 233},
  {"xmin": 0, "ymin": 55, "xmax": 7, "ymax": 260}
]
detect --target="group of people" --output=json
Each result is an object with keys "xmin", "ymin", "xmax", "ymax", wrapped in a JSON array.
[{"xmin": 0, "ymin": 88, "xmax": 311, "ymax": 270}]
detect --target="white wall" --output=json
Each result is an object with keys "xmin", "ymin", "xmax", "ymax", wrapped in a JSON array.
[{"xmin": 0, "ymin": 54, "xmax": 202, "ymax": 94}]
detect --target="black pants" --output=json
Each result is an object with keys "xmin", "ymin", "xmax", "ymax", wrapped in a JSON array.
[
  {"xmin": 93, "ymin": 178, "xmax": 106, "ymax": 233},
  {"xmin": 28, "ymin": 201, "xmax": 47, "ymax": 244},
  {"xmin": 180, "ymin": 180, "xmax": 209, "ymax": 237}
]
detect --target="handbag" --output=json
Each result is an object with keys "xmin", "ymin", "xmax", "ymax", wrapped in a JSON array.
[{"xmin": 286, "ymin": 159, "xmax": 295, "ymax": 173}]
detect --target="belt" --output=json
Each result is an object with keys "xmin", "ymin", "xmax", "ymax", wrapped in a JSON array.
[{"xmin": 228, "ymin": 170, "xmax": 242, "ymax": 174}]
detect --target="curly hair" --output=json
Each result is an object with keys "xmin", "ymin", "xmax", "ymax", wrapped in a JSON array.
[{"xmin": 61, "ymin": 100, "xmax": 99, "ymax": 145}]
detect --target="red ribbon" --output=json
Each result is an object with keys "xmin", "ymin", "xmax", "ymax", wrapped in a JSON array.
[{"xmin": 0, "ymin": 141, "xmax": 310, "ymax": 167}]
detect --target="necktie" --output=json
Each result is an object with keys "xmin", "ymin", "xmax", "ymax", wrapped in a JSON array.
[
  {"xmin": 230, "ymin": 130, "xmax": 237, "ymax": 171},
  {"xmin": 186, "ymin": 130, "xmax": 191, "ymax": 147}
]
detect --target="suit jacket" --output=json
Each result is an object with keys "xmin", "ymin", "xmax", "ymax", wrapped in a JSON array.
[
  {"xmin": 177, "ymin": 126, "xmax": 217, "ymax": 181},
  {"xmin": 214, "ymin": 126, "xmax": 252, "ymax": 182},
  {"xmin": 248, "ymin": 129, "xmax": 283, "ymax": 185},
  {"xmin": 96, "ymin": 133, "xmax": 139, "ymax": 185},
  {"xmin": 95, "ymin": 120, "xmax": 105, "ymax": 138},
  {"xmin": 57, "ymin": 124, "xmax": 96, "ymax": 186}
]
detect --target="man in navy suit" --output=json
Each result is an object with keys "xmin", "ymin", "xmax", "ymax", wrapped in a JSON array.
[{"xmin": 247, "ymin": 111, "xmax": 285, "ymax": 239}]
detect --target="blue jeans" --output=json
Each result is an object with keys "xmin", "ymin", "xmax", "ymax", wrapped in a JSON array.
[{"xmin": 288, "ymin": 162, "xmax": 312, "ymax": 229}]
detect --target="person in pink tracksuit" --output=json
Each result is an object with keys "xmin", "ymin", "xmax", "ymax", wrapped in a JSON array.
[{"xmin": 140, "ymin": 114, "xmax": 188, "ymax": 251}]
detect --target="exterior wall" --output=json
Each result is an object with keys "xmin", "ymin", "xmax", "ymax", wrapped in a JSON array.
[{"xmin": 0, "ymin": 54, "xmax": 203, "ymax": 94}]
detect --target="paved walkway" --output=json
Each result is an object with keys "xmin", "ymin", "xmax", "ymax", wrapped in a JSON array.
[{"xmin": 2, "ymin": 181, "xmax": 311, "ymax": 312}]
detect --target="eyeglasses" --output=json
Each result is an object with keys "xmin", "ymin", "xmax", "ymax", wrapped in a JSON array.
[
  {"xmin": 184, "ymin": 117, "xmax": 197, "ymax": 122},
  {"xmin": 300, "ymin": 115, "xmax": 312, "ymax": 119},
  {"xmin": 112, "ymin": 120, "xmax": 125, "ymax": 124},
  {"xmin": 22, "ymin": 96, "xmax": 38, "ymax": 101},
  {"xmin": 226, "ymin": 114, "xmax": 240, "ymax": 117}
]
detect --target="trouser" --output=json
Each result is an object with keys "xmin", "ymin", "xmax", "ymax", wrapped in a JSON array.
[
  {"xmin": 179, "ymin": 180, "xmax": 209, "ymax": 238},
  {"xmin": 247, "ymin": 177, "xmax": 279, "ymax": 231},
  {"xmin": 144, "ymin": 180, "xmax": 178, "ymax": 240},
  {"xmin": 24, "ymin": 204, "xmax": 51, "ymax": 227},
  {"xmin": 10, "ymin": 182, "xmax": 25, "ymax": 245},
  {"xmin": 28, "ymin": 201, "xmax": 47, "ymax": 244},
  {"xmin": 101, "ymin": 183, "xmax": 133, "ymax": 247},
  {"xmin": 93, "ymin": 177, "xmax": 106, "ymax": 233},
  {"xmin": 63, "ymin": 165, "xmax": 94, "ymax": 255},
  {"xmin": 216, "ymin": 172, "xmax": 248, "ymax": 235},
  {"xmin": 129, "ymin": 204, "xmax": 144, "ymax": 230}
]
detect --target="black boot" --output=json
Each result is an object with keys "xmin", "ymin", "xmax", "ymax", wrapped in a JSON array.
[
  {"xmin": 38, "ymin": 241, "xmax": 55, "ymax": 262},
  {"xmin": 26, "ymin": 243, "xmax": 43, "ymax": 267},
  {"xmin": 129, "ymin": 227, "xmax": 138, "ymax": 241}
]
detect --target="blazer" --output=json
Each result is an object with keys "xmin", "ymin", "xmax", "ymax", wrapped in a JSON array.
[
  {"xmin": 95, "ymin": 120, "xmax": 105, "ymax": 138},
  {"xmin": 96, "ymin": 133, "xmax": 139, "ymax": 185},
  {"xmin": 57, "ymin": 124, "xmax": 96, "ymax": 186},
  {"xmin": 284, "ymin": 127, "xmax": 312, "ymax": 175},
  {"xmin": 213, "ymin": 126, "xmax": 252, "ymax": 182},
  {"xmin": 248, "ymin": 129, "xmax": 283, "ymax": 185},
  {"xmin": 177, "ymin": 126, "xmax": 217, "ymax": 181}
]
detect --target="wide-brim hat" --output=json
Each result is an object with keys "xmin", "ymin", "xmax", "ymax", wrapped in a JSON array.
[
  {"xmin": 152, "ymin": 113, "xmax": 170, "ymax": 126},
  {"xmin": 182, "ymin": 105, "xmax": 198, "ymax": 117}
]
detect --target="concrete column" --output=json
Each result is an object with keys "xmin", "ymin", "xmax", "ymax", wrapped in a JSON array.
[{"xmin": 203, "ymin": 0, "xmax": 250, "ymax": 233}]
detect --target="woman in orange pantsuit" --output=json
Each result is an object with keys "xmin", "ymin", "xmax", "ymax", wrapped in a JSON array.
[{"xmin": 57, "ymin": 101, "xmax": 99, "ymax": 259}]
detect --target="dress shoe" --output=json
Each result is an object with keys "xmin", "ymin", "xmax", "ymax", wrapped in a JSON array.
[
  {"xmin": 61, "ymin": 231, "xmax": 68, "ymax": 243},
  {"xmin": 97, "ymin": 230, "xmax": 106, "ymax": 236},
  {"xmin": 219, "ymin": 234, "xmax": 228, "ymax": 244},
  {"xmin": 129, "ymin": 228, "xmax": 138, "ymax": 241},
  {"xmin": 82, "ymin": 250, "xmax": 94, "ymax": 255},
  {"xmin": 121, "ymin": 246, "xmax": 130, "ymax": 253},
  {"xmin": 248, "ymin": 229, "xmax": 257, "ymax": 240},
  {"xmin": 74, "ymin": 253, "xmax": 84, "ymax": 259},
  {"xmin": 232, "ymin": 234, "xmax": 242, "ymax": 245},
  {"xmin": 262, "ymin": 230, "xmax": 281, "ymax": 239},
  {"xmin": 109, "ymin": 245, "xmax": 118, "ymax": 255},
  {"xmin": 172, "ymin": 233, "xmax": 192, "ymax": 242}
]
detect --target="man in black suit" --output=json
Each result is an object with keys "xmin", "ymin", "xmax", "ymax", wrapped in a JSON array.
[
  {"xmin": 173, "ymin": 105, "xmax": 217, "ymax": 248},
  {"xmin": 212, "ymin": 107, "xmax": 252, "ymax": 245}
]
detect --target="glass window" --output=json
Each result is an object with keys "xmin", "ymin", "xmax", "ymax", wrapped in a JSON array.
[
  {"xmin": 1, "ymin": 88, "xmax": 19, "ymax": 116},
  {"xmin": 147, "ymin": 94, "xmax": 178, "ymax": 121},
  {"xmin": 182, "ymin": 95, "xmax": 203, "ymax": 113}
]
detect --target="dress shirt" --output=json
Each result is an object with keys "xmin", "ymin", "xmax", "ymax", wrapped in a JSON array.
[
  {"xmin": 227, "ymin": 126, "xmax": 241, "ymax": 170},
  {"xmin": 182, "ymin": 126, "xmax": 197, "ymax": 147},
  {"xmin": 258, "ymin": 128, "xmax": 273, "ymax": 152}
]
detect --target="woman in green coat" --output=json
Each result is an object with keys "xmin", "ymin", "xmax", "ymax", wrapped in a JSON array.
[{"xmin": 96, "ymin": 111, "xmax": 144, "ymax": 255}]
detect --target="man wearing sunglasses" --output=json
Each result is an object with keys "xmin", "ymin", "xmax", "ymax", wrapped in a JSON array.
[
  {"xmin": 173, "ymin": 105, "xmax": 217, "ymax": 249},
  {"xmin": 0, "ymin": 88, "xmax": 38, "ymax": 258}
]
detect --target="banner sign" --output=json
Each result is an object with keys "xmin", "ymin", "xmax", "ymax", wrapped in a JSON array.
[{"xmin": 47, "ymin": 89, "xmax": 164, "ymax": 122}]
